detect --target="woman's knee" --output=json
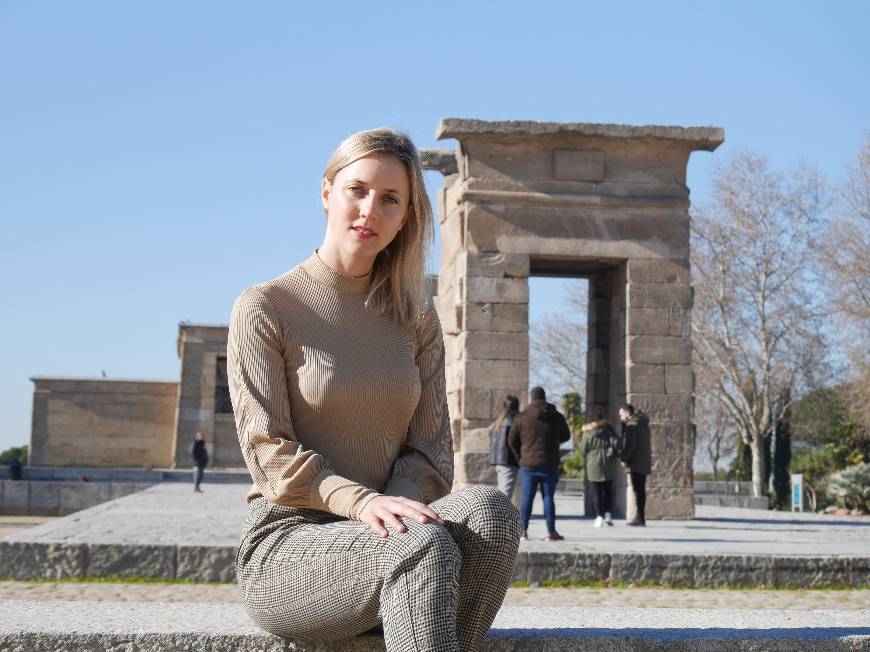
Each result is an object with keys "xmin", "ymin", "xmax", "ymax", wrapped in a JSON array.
[
  {"xmin": 388, "ymin": 520, "xmax": 461, "ymax": 571},
  {"xmin": 452, "ymin": 485, "xmax": 522, "ymax": 545}
]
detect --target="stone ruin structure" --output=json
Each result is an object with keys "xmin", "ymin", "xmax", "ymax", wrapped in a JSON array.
[{"xmin": 424, "ymin": 119, "xmax": 723, "ymax": 519}]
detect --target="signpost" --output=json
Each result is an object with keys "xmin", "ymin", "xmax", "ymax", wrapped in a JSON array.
[{"xmin": 791, "ymin": 473, "xmax": 804, "ymax": 512}]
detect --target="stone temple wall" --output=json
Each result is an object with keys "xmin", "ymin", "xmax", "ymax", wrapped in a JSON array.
[
  {"xmin": 426, "ymin": 118, "xmax": 723, "ymax": 519},
  {"xmin": 29, "ymin": 377, "xmax": 178, "ymax": 468}
]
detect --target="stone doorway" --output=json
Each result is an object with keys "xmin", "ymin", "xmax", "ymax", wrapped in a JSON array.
[{"xmin": 423, "ymin": 118, "xmax": 723, "ymax": 520}]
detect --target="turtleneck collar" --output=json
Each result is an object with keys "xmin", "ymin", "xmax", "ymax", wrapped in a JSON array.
[{"xmin": 300, "ymin": 250, "xmax": 372, "ymax": 296}]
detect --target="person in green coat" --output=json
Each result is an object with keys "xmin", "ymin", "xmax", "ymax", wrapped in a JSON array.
[
  {"xmin": 580, "ymin": 405, "xmax": 620, "ymax": 527},
  {"xmin": 619, "ymin": 403, "xmax": 652, "ymax": 526}
]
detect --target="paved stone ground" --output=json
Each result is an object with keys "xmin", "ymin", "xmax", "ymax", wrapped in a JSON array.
[
  {"xmin": 0, "ymin": 515, "xmax": 56, "ymax": 538},
  {"xmin": 6, "ymin": 483, "xmax": 868, "ymax": 558},
  {"xmin": 1, "ymin": 580, "xmax": 869, "ymax": 611}
]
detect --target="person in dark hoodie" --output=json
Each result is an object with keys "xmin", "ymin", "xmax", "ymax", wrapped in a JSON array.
[
  {"xmin": 190, "ymin": 431, "xmax": 209, "ymax": 493},
  {"xmin": 508, "ymin": 387, "xmax": 571, "ymax": 541},
  {"xmin": 619, "ymin": 403, "xmax": 652, "ymax": 526}
]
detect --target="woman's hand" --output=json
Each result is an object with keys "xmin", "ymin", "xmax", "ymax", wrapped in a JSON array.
[{"xmin": 358, "ymin": 495, "xmax": 444, "ymax": 538}]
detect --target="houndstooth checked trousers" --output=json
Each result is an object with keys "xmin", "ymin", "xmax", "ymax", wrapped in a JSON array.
[{"xmin": 236, "ymin": 485, "xmax": 522, "ymax": 651}]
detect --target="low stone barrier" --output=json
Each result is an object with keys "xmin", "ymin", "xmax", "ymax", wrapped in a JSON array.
[
  {"xmin": 1, "ymin": 602, "xmax": 868, "ymax": 651},
  {"xmin": 2, "ymin": 540, "xmax": 867, "ymax": 589},
  {"xmin": 0, "ymin": 481, "xmax": 155, "ymax": 516}
]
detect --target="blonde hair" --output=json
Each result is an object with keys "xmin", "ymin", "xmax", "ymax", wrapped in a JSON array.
[{"xmin": 323, "ymin": 128, "xmax": 433, "ymax": 328}]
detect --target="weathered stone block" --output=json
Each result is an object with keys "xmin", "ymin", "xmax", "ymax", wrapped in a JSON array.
[
  {"xmin": 850, "ymin": 557, "xmax": 870, "ymax": 587},
  {"xmin": 521, "ymin": 552, "xmax": 610, "ymax": 584},
  {"xmin": 629, "ymin": 283, "xmax": 693, "ymax": 309},
  {"xmin": 668, "ymin": 309, "xmax": 691, "ymax": 337},
  {"xmin": 628, "ymin": 336, "xmax": 692, "ymax": 365},
  {"xmin": 628, "ymin": 394, "xmax": 692, "ymax": 422},
  {"xmin": 177, "ymin": 546, "xmax": 237, "ymax": 583},
  {"xmin": 0, "ymin": 542, "xmax": 85, "ymax": 580},
  {"xmin": 464, "ymin": 359, "xmax": 528, "ymax": 390},
  {"xmin": 453, "ymin": 451, "xmax": 495, "ymax": 485},
  {"xmin": 460, "ymin": 332, "xmax": 528, "ymax": 361},
  {"xmin": 650, "ymin": 455, "xmax": 693, "ymax": 486},
  {"xmin": 610, "ymin": 553, "xmax": 694, "ymax": 587},
  {"xmin": 665, "ymin": 366, "xmax": 693, "ymax": 394},
  {"xmin": 1, "ymin": 481, "xmax": 29, "ymax": 515},
  {"xmin": 465, "ymin": 277, "xmax": 528, "ymax": 304},
  {"xmin": 773, "ymin": 557, "xmax": 851, "ymax": 588},
  {"xmin": 553, "ymin": 149, "xmax": 605, "ymax": 182},
  {"xmin": 492, "ymin": 303, "xmax": 529, "ymax": 333},
  {"xmin": 87, "ymin": 544, "xmax": 176, "ymax": 579},
  {"xmin": 29, "ymin": 482, "xmax": 60, "ymax": 516},
  {"xmin": 694, "ymin": 555, "xmax": 774, "ymax": 588},
  {"xmin": 627, "ymin": 308, "xmax": 670, "ymax": 336},
  {"xmin": 59, "ymin": 483, "xmax": 112, "ymax": 515},
  {"xmin": 464, "ymin": 303, "xmax": 492, "ymax": 331},
  {"xmin": 462, "ymin": 387, "xmax": 497, "ymax": 421},
  {"xmin": 462, "ymin": 426, "xmax": 491, "ymax": 452},
  {"xmin": 645, "ymin": 491, "xmax": 694, "ymax": 520},
  {"xmin": 627, "ymin": 259, "xmax": 690, "ymax": 284},
  {"xmin": 627, "ymin": 364, "xmax": 665, "ymax": 394},
  {"xmin": 463, "ymin": 252, "xmax": 529, "ymax": 279}
]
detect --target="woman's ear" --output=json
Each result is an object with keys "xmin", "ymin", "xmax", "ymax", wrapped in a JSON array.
[{"xmin": 321, "ymin": 178, "xmax": 331, "ymax": 212}]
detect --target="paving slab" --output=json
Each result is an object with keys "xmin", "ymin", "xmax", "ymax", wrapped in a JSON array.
[
  {"xmin": 2, "ymin": 484, "xmax": 869, "ymax": 587},
  {"xmin": 0, "ymin": 602, "xmax": 868, "ymax": 651}
]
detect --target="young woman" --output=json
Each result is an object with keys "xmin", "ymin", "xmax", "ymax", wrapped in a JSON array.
[
  {"xmin": 228, "ymin": 128, "xmax": 521, "ymax": 651},
  {"xmin": 489, "ymin": 395, "xmax": 520, "ymax": 499},
  {"xmin": 580, "ymin": 405, "xmax": 620, "ymax": 527}
]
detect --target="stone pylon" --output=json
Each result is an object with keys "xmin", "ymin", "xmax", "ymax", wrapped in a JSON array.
[{"xmin": 423, "ymin": 118, "xmax": 723, "ymax": 519}]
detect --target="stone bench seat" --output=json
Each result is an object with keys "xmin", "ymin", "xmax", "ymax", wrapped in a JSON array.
[{"xmin": 1, "ymin": 601, "xmax": 868, "ymax": 651}]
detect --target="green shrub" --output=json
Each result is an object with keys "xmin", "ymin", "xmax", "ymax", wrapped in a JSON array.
[
  {"xmin": 828, "ymin": 463, "xmax": 870, "ymax": 512},
  {"xmin": 0, "ymin": 445, "xmax": 27, "ymax": 465}
]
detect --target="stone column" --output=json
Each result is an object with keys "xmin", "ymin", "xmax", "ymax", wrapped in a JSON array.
[{"xmin": 625, "ymin": 258, "xmax": 694, "ymax": 519}]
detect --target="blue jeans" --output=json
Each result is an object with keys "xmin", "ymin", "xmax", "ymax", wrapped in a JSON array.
[{"xmin": 518, "ymin": 466, "xmax": 559, "ymax": 534}]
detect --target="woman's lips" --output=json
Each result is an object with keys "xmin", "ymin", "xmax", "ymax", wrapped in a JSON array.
[{"xmin": 351, "ymin": 226, "xmax": 376, "ymax": 240}]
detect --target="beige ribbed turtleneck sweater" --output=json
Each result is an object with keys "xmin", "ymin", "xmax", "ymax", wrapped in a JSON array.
[{"xmin": 227, "ymin": 252, "xmax": 453, "ymax": 520}]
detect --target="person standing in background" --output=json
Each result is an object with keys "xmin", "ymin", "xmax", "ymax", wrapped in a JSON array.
[
  {"xmin": 619, "ymin": 403, "xmax": 652, "ymax": 526},
  {"xmin": 489, "ymin": 395, "xmax": 520, "ymax": 500},
  {"xmin": 190, "ymin": 431, "xmax": 209, "ymax": 493},
  {"xmin": 581, "ymin": 405, "xmax": 620, "ymax": 527},
  {"xmin": 508, "ymin": 387, "xmax": 571, "ymax": 541}
]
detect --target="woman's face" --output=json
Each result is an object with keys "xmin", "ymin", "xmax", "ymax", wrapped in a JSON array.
[{"xmin": 320, "ymin": 153, "xmax": 410, "ymax": 274}]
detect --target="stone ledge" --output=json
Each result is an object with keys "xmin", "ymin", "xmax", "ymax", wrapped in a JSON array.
[
  {"xmin": 2, "ymin": 539, "xmax": 868, "ymax": 589},
  {"xmin": 0, "ymin": 602, "xmax": 867, "ymax": 651},
  {"xmin": 437, "ymin": 118, "xmax": 725, "ymax": 151}
]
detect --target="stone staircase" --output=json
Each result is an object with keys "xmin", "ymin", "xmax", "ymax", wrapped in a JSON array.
[{"xmin": 1, "ymin": 602, "xmax": 867, "ymax": 651}]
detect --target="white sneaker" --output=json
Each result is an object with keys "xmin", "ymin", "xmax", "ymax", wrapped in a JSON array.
[
  {"xmin": 605, "ymin": 512, "xmax": 614, "ymax": 526},
  {"xmin": 594, "ymin": 516, "xmax": 604, "ymax": 528}
]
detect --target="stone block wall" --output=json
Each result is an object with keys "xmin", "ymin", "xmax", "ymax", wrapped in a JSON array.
[
  {"xmin": 427, "ymin": 119, "xmax": 723, "ymax": 518},
  {"xmin": 172, "ymin": 324, "xmax": 243, "ymax": 468},
  {"xmin": 29, "ymin": 378, "xmax": 178, "ymax": 468}
]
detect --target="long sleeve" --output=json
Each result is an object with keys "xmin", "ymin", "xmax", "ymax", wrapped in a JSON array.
[
  {"xmin": 228, "ymin": 286, "xmax": 378, "ymax": 520},
  {"xmin": 383, "ymin": 307, "xmax": 453, "ymax": 504},
  {"xmin": 621, "ymin": 424, "xmax": 637, "ymax": 465}
]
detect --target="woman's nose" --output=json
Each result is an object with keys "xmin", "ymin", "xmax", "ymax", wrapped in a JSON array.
[{"xmin": 359, "ymin": 192, "xmax": 378, "ymax": 219}]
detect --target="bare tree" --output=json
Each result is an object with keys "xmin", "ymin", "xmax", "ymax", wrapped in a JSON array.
[
  {"xmin": 695, "ymin": 394, "xmax": 736, "ymax": 480},
  {"xmin": 691, "ymin": 152, "xmax": 828, "ymax": 497},
  {"xmin": 821, "ymin": 134, "xmax": 870, "ymax": 430},
  {"xmin": 529, "ymin": 280, "xmax": 588, "ymax": 400}
]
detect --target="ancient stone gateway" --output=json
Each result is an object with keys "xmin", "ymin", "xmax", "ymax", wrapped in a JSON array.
[{"xmin": 424, "ymin": 118, "xmax": 723, "ymax": 520}]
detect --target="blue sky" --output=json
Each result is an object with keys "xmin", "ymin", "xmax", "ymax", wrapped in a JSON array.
[{"xmin": 1, "ymin": 1, "xmax": 868, "ymax": 452}]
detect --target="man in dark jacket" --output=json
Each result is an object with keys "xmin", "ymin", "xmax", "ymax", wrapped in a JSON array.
[
  {"xmin": 190, "ymin": 431, "xmax": 209, "ymax": 493},
  {"xmin": 508, "ymin": 387, "xmax": 571, "ymax": 541},
  {"xmin": 619, "ymin": 404, "xmax": 652, "ymax": 526}
]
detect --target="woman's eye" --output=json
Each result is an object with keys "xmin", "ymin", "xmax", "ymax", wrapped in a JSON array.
[
  {"xmin": 347, "ymin": 185, "xmax": 364, "ymax": 193},
  {"xmin": 383, "ymin": 195, "xmax": 399, "ymax": 205}
]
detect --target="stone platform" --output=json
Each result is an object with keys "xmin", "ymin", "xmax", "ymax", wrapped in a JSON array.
[
  {"xmin": 1, "ymin": 484, "xmax": 868, "ymax": 588},
  {"xmin": 1, "ymin": 602, "xmax": 868, "ymax": 651}
]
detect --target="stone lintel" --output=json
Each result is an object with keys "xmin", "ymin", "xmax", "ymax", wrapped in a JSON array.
[{"xmin": 437, "ymin": 118, "xmax": 724, "ymax": 152}]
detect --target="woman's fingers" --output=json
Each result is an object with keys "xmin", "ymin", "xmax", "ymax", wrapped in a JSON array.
[{"xmin": 359, "ymin": 496, "xmax": 445, "ymax": 537}]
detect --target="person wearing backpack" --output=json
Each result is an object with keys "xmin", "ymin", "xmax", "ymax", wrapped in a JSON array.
[
  {"xmin": 489, "ymin": 395, "xmax": 520, "ymax": 500},
  {"xmin": 580, "ymin": 405, "xmax": 620, "ymax": 527},
  {"xmin": 619, "ymin": 403, "xmax": 652, "ymax": 526}
]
